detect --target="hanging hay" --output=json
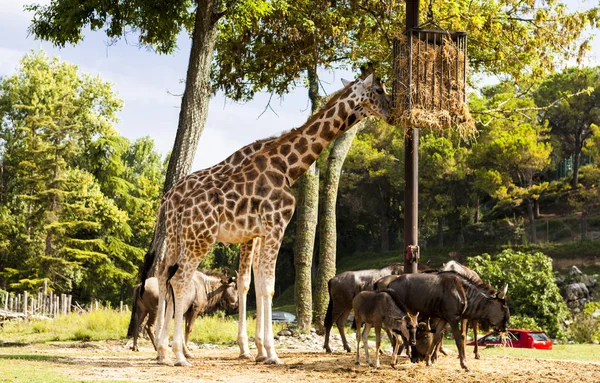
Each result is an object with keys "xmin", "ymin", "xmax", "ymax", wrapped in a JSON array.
[{"xmin": 392, "ymin": 30, "xmax": 476, "ymax": 139}]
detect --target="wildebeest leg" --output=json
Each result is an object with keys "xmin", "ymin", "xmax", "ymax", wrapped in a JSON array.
[
  {"xmin": 354, "ymin": 314, "xmax": 362, "ymax": 365},
  {"xmin": 145, "ymin": 306, "xmax": 157, "ymax": 351},
  {"xmin": 472, "ymin": 320, "xmax": 480, "ymax": 359},
  {"xmin": 337, "ymin": 308, "xmax": 352, "ymax": 352},
  {"xmin": 363, "ymin": 323, "xmax": 372, "ymax": 367},
  {"xmin": 450, "ymin": 320, "xmax": 469, "ymax": 371},
  {"xmin": 425, "ymin": 319, "xmax": 447, "ymax": 367},
  {"xmin": 237, "ymin": 239, "xmax": 256, "ymax": 359},
  {"xmin": 384, "ymin": 328, "xmax": 397, "ymax": 352},
  {"xmin": 391, "ymin": 334, "xmax": 402, "ymax": 368},
  {"xmin": 374, "ymin": 325, "xmax": 382, "ymax": 368},
  {"xmin": 133, "ymin": 305, "xmax": 147, "ymax": 352}
]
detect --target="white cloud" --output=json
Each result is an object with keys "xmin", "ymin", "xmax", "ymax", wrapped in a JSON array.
[{"xmin": 0, "ymin": 47, "xmax": 26, "ymax": 75}]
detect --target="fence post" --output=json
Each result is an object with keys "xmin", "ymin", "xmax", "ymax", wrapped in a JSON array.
[
  {"xmin": 49, "ymin": 292, "xmax": 54, "ymax": 316},
  {"xmin": 120, "ymin": 301, "xmax": 123, "ymax": 312},
  {"xmin": 9, "ymin": 295, "xmax": 13, "ymax": 311},
  {"xmin": 3, "ymin": 292, "xmax": 7, "ymax": 311},
  {"xmin": 67, "ymin": 295, "xmax": 72, "ymax": 313},
  {"xmin": 17, "ymin": 294, "xmax": 21, "ymax": 313},
  {"xmin": 23, "ymin": 291, "xmax": 28, "ymax": 317}
]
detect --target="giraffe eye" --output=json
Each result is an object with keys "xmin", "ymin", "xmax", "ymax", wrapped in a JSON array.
[{"xmin": 376, "ymin": 88, "xmax": 383, "ymax": 95}]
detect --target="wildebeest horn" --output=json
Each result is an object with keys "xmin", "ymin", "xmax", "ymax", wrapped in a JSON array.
[{"xmin": 497, "ymin": 283, "xmax": 508, "ymax": 299}]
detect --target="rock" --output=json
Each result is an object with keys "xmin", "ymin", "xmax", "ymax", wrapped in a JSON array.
[
  {"xmin": 592, "ymin": 309, "xmax": 600, "ymax": 319},
  {"xmin": 555, "ymin": 275, "xmax": 566, "ymax": 287},
  {"xmin": 564, "ymin": 283, "xmax": 590, "ymax": 302},
  {"xmin": 569, "ymin": 266, "xmax": 583, "ymax": 276},
  {"xmin": 277, "ymin": 329, "xmax": 293, "ymax": 337},
  {"xmin": 593, "ymin": 340, "xmax": 599, "ymax": 345},
  {"xmin": 581, "ymin": 275, "xmax": 598, "ymax": 290}
]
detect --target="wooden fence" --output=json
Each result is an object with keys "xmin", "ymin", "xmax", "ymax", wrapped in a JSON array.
[{"xmin": 0, "ymin": 290, "xmax": 73, "ymax": 320}]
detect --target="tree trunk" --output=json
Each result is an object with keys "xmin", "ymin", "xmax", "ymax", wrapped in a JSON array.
[
  {"xmin": 474, "ymin": 197, "xmax": 480, "ymax": 223},
  {"xmin": 437, "ymin": 216, "xmax": 444, "ymax": 247},
  {"xmin": 581, "ymin": 211, "xmax": 587, "ymax": 241},
  {"xmin": 526, "ymin": 199, "xmax": 537, "ymax": 244},
  {"xmin": 572, "ymin": 136, "xmax": 582, "ymax": 189},
  {"xmin": 380, "ymin": 213, "xmax": 390, "ymax": 252},
  {"xmin": 293, "ymin": 67, "xmax": 322, "ymax": 333},
  {"xmin": 533, "ymin": 198, "xmax": 540, "ymax": 219},
  {"xmin": 151, "ymin": 1, "xmax": 220, "ymax": 274},
  {"xmin": 294, "ymin": 162, "xmax": 319, "ymax": 333},
  {"xmin": 313, "ymin": 123, "xmax": 359, "ymax": 334}
]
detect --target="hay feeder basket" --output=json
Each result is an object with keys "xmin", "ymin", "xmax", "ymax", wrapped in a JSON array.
[{"xmin": 392, "ymin": 28, "xmax": 472, "ymax": 135}]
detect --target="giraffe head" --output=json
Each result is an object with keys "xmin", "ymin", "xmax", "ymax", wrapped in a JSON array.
[{"xmin": 342, "ymin": 74, "xmax": 391, "ymax": 121}]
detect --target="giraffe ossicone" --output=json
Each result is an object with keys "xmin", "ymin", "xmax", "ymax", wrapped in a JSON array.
[{"xmin": 144, "ymin": 73, "xmax": 391, "ymax": 367}]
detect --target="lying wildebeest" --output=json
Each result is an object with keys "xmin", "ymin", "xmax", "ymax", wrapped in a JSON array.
[
  {"xmin": 386, "ymin": 272, "xmax": 509, "ymax": 371},
  {"xmin": 439, "ymin": 260, "xmax": 488, "ymax": 359},
  {"xmin": 352, "ymin": 290, "xmax": 417, "ymax": 368},
  {"xmin": 127, "ymin": 271, "xmax": 238, "ymax": 356},
  {"xmin": 323, "ymin": 263, "xmax": 403, "ymax": 353}
]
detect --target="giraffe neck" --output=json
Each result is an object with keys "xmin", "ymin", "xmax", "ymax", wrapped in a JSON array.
[{"xmin": 282, "ymin": 95, "xmax": 367, "ymax": 184}]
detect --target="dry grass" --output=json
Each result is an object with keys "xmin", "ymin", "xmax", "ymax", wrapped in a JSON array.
[{"xmin": 392, "ymin": 33, "xmax": 476, "ymax": 139}]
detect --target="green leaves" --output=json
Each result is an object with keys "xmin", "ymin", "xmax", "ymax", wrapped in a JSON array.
[
  {"xmin": 468, "ymin": 249, "xmax": 569, "ymax": 338},
  {"xmin": 0, "ymin": 52, "xmax": 165, "ymax": 302}
]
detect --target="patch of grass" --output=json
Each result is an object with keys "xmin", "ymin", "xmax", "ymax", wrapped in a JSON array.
[
  {"xmin": 0, "ymin": 357, "xmax": 121, "ymax": 383},
  {"xmin": 0, "ymin": 310, "xmax": 130, "ymax": 343},
  {"xmin": 469, "ymin": 343, "xmax": 600, "ymax": 362}
]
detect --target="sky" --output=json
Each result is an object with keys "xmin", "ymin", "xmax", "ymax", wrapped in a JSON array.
[{"xmin": 0, "ymin": 0, "xmax": 598, "ymax": 171}]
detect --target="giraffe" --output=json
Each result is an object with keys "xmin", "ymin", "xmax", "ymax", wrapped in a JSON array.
[
  {"xmin": 140, "ymin": 137, "xmax": 279, "ymax": 359},
  {"xmin": 154, "ymin": 73, "xmax": 391, "ymax": 367}
]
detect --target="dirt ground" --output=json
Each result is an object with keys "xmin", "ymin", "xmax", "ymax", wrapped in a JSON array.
[{"xmin": 4, "ymin": 341, "xmax": 600, "ymax": 383}]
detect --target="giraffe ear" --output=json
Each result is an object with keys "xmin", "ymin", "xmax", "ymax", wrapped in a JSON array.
[
  {"xmin": 341, "ymin": 78, "xmax": 351, "ymax": 87},
  {"xmin": 361, "ymin": 73, "xmax": 374, "ymax": 88}
]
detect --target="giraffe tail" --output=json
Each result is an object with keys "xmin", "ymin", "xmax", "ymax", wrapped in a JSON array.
[{"xmin": 166, "ymin": 263, "xmax": 179, "ymax": 314}]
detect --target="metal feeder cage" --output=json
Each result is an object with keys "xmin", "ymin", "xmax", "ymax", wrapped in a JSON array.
[{"xmin": 392, "ymin": 28, "xmax": 471, "ymax": 133}]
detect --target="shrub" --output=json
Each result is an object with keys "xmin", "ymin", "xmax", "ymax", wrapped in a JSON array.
[
  {"xmin": 468, "ymin": 249, "xmax": 569, "ymax": 338},
  {"xmin": 569, "ymin": 302, "xmax": 600, "ymax": 343}
]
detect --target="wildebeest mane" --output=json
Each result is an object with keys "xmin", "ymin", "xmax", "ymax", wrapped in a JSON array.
[{"xmin": 436, "ymin": 270, "xmax": 496, "ymax": 297}]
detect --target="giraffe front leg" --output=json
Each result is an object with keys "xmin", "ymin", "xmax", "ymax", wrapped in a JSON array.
[
  {"xmin": 238, "ymin": 239, "xmax": 256, "ymax": 360},
  {"xmin": 261, "ymin": 274, "xmax": 283, "ymax": 365},
  {"xmin": 254, "ymin": 284, "xmax": 267, "ymax": 362}
]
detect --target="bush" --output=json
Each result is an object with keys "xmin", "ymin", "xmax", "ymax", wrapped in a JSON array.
[
  {"xmin": 508, "ymin": 315, "xmax": 541, "ymax": 332},
  {"xmin": 468, "ymin": 249, "xmax": 569, "ymax": 338},
  {"xmin": 569, "ymin": 302, "xmax": 600, "ymax": 343}
]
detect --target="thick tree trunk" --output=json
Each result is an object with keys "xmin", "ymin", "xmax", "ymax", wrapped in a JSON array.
[
  {"xmin": 534, "ymin": 198, "xmax": 540, "ymax": 219},
  {"xmin": 314, "ymin": 123, "xmax": 359, "ymax": 333},
  {"xmin": 151, "ymin": 1, "xmax": 220, "ymax": 274},
  {"xmin": 293, "ymin": 67, "xmax": 322, "ymax": 333},
  {"xmin": 294, "ymin": 162, "xmax": 319, "ymax": 333}
]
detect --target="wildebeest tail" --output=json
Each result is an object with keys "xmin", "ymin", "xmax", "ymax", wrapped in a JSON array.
[
  {"xmin": 139, "ymin": 250, "xmax": 155, "ymax": 298},
  {"xmin": 324, "ymin": 279, "xmax": 334, "ymax": 329},
  {"xmin": 127, "ymin": 286, "xmax": 140, "ymax": 338},
  {"xmin": 139, "ymin": 201, "xmax": 165, "ymax": 297}
]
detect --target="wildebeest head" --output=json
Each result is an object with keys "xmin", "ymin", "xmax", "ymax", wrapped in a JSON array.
[
  {"xmin": 220, "ymin": 276, "xmax": 239, "ymax": 314},
  {"xmin": 488, "ymin": 284, "xmax": 510, "ymax": 332},
  {"xmin": 392, "ymin": 312, "xmax": 418, "ymax": 346}
]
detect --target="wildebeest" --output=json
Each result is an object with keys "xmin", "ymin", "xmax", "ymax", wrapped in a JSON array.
[
  {"xmin": 323, "ymin": 264, "xmax": 403, "ymax": 353},
  {"xmin": 352, "ymin": 290, "xmax": 417, "ymax": 368},
  {"xmin": 439, "ymin": 260, "xmax": 487, "ymax": 359},
  {"xmin": 386, "ymin": 272, "xmax": 509, "ymax": 371},
  {"xmin": 127, "ymin": 271, "xmax": 238, "ymax": 356}
]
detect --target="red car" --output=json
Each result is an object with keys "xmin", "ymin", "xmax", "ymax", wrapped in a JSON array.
[{"xmin": 467, "ymin": 329, "xmax": 552, "ymax": 350}]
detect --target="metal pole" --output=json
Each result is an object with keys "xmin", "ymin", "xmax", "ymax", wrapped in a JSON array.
[{"xmin": 404, "ymin": 0, "xmax": 420, "ymax": 274}]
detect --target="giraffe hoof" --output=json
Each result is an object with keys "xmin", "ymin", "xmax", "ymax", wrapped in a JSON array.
[
  {"xmin": 157, "ymin": 357, "xmax": 174, "ymax": 366},
  {"xmin": 175, "ymin": 359, "xmax": 192, "ymax": 367},
  {"xmin": 184, "ymin": 352, "xmax": 194, "ymax": 359},
  {"xmin": 255, "ymin": 355, "xmax": 267, "ymax": 363},
  {"xmin": 239, "ymin": 353, "xmax": 255, "ymax": 360},
  {"xmin": 264, "ymin": 357, "xmax": 284, "ymax": 365}
]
